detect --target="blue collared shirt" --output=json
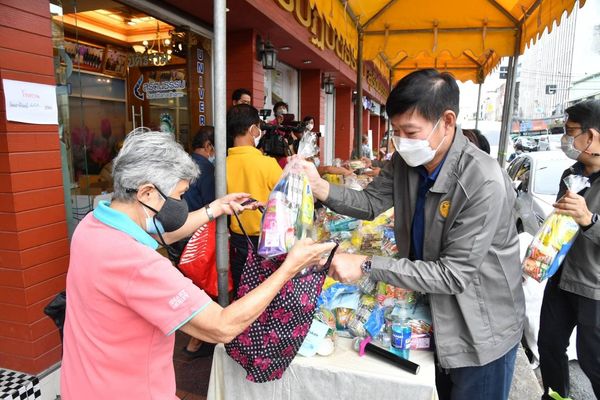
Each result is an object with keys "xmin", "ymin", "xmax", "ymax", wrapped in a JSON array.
[
  {"xmin": 183, "ymin": 153, "xmax": 215, "ymax": 212},
  {"xmin": 410, "ymin": 159, "xmax": 446, "ymax": 260},
  {"xmin": 93, "ymin": 201, "xmax": 158, "ymax": 250}
]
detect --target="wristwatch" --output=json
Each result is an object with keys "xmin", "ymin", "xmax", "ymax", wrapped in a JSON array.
[
  {"xmin": 361, "ymin": 256, "xmax": 373, "ymax": 274},
  {"xmin": 204, "ymin": 205, "xmax": 215, "ymax": 222},
  {"xmin": 583, "ymin": 213, "xmax": 598, "ymax": 231}
]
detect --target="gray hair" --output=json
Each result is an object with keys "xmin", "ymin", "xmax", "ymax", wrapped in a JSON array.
[{"xmin": 112, "ymin": 127, "xmax": 199, "ymax": 201}]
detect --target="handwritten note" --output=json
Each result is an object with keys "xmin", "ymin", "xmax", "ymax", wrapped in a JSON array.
[{"xmin": 3, "ymin": 79, "xmax": 58, "ymax": 125}]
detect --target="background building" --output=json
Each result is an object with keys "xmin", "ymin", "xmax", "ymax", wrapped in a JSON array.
[
  {"xmin": 516, "ymin": 7, "xmax": 578, "ymax": 119},
  {"xmin": 567, "ymin": 0, "xmax": 600, "ymax": 106}
]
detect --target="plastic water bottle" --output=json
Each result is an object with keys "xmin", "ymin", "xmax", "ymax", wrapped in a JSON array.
[{"xmin": 390, "ymin": 309, "xmax": 411, "ymax": 359}]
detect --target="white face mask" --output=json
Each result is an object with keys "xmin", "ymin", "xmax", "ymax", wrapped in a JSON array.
[
  {"xmin": 208, "ymin": 155, "xmax": 216, "ymax": 164},
  {"xmin": 392, "ymin": 118, "xmax": 445, "ymax": 167},
  {"xmin": 314, "ymin": 157, "xmax": 321, "ymax": 167},
  {"xmin": 252, "ymin": 125, "xmax": 262, "ymax": 147},
  {"xmin": 561, "ymin": 134, "xmax": 582, "ymax": 160},
  {"xmin": 142, "ymin": 204, "xmax": 165, "ymax": 235},
  {"xmin": 306, "ymin": 123, "xmax": 314, "ymax": 131}
]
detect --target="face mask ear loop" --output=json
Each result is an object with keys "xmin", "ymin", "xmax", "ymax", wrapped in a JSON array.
[{"xmin": 154, "ymin": 222, "xmax": 180, "ymax": 264}]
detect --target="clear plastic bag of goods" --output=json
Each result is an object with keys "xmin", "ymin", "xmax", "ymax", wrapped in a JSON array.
[
  {"xmin": 257, "ymin": 136, "xmax": 318, "ymax": 258},
  {"xmin": 522, "ymin": 175, "xmax": 590, "ymax": 282}
]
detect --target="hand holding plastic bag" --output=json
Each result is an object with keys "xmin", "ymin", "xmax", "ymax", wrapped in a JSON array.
[
  {"xmin": 258, "ymin": 133, "xmax": 319, "ymax": 258},
  {"xmin": 522, "ymin": 175, "xmax": 590, "ymax": 282}
]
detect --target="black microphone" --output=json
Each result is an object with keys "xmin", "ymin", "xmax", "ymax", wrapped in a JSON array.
[{"xmin": 352, "ymin": 336, "xmax": 421, "ymax": 375}]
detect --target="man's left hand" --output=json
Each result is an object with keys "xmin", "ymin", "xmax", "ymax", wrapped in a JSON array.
[
  {"xmin": 328, "ymin": 253, "xmax": 368, "ymax": 283},
  {"xmin": 554, "ymin": 190, "xmax": 593, "ymax": 227}
]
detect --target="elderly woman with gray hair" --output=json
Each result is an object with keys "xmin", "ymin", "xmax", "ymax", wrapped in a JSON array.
[{"xmin": 60, "ymin": 128, "xmax": 334, "ymax": 400}]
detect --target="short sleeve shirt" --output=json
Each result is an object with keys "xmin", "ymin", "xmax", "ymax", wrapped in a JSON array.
[{"xmin": 60, "ymin": 201, "xmax": 212, "ymax": 399}]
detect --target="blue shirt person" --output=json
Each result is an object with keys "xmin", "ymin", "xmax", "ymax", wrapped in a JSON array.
[{"xmin": 183, "ymin": 127, "xmax": 216, "ymax": 211}]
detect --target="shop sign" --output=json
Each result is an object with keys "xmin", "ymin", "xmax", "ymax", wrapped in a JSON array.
[
  {"xmin": 132, "ymin": 75, "xmax": 186, "ymax": 101},
  {"xmin": 197, "ymin": 48, "xmax": 206, "ymax": 126},
  {"xmin": 366, "ymin": 68, "xmax": 389, "ymax": 99},
  {"xmin": 274, "ymin": 0, "xmax": 357, "ymax": 70},
  {"xmin": 128, "ymin": 52, "xmax": 170, "ymax": 68},
  {"xmin": 2, "ymin": 79, "xmax": 58, "ymax": 125}
]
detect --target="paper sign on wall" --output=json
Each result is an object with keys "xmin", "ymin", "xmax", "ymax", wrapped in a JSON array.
[{"xmin": 2, "ymin": 79, "xmax": 58, "ymax": 125}]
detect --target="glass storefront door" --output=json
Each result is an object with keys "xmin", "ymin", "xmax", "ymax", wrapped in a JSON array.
[{"xmin": 49, "ymin": 0, "xmax": 212, "ymax": 235}]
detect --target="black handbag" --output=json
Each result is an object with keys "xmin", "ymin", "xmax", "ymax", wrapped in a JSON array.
[{"xmin": 44, "ymin": 291, "xmax": 66, "ymax": 342}]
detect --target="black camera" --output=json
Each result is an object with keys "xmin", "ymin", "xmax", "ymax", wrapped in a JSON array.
[{"xmin": 259, "ymin": 109, "xmax": 271, "ymax": 120}]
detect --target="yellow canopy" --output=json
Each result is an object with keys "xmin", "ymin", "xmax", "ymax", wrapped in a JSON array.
[
  {"xmin": 311, "ymin": 0, "xmax": 584, "ymax": 83},
  {"xmin": 391, "ymin": 50, "xmax": 501, "ymax": 84}
]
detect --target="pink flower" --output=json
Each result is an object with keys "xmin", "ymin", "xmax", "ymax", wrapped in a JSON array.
[
  {"xmin": 281, "ymin": 281, "xmax": 294, "ymax": 298},
  {"xmin": 239, "ymin": 354, "xmax": 248, "ymax": 367},
  {"xmin": 229, "ymin": 348, "xmax": 240, "ymax": 360},
  {"xmin": 238, "ymin": 284, "xmax": 250, "ymax": 297},
  {"xmin": 282, "ymin": 345, "xmax": 296, "ymax": 358},
  {"xmin": 292, "ymin": 323, "xmax": 310, "ymax": 338},
  {"xmin": 273, "ymin": 308, "xmax": 293, "ymax": 324},
  {"xmin": 268, "ymin": 368, "xmax": 284, "ymax": 380},
  {"xmin": 300, "ymin": 293, "xmax": 309, "ymax": 306},
  {"xmin": 258, "ymin": 312, "xmax": 269, "ymax": 324},
  {"xmin": 238, "ymin": 328, "xmax": 252, "ymax": 346},
  {"xmin": 253, "ymin": 356, "xmax": 272, "ymax": 371},
  {"xmin": 262, "ymin": 330, "xmax": 280, "ymax": 346},
  {"xmin": 302, "ymin": 302, "xmax": 315, "ymax": 313}
]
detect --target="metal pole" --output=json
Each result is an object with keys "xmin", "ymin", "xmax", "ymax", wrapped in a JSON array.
[
  {"xmin": 354, "ymin": 29, "xmax": 364, "ymax": 158},
  {"xmin": 385, "ymin": 68, "xmax": 392, "ymax": 155},
  {"xmin": 214, "ymin": 0, "xmax": 229, "ymax": 306},
  {"xmin": 497, "ymin": 47, "xmax": 520, "ymax": 167},
  {"xmin": 497, "ymin": 56, "xmax": 515, "ymax": 166},
  {"xmin": 475, "ymin": 83, "xmax": 482, "ymax": 130}
]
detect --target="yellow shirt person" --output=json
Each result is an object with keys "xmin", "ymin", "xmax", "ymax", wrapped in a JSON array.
[
  {"xmin": 226, "ymin": 104, "xmax": 283, "ymax": 291},
  {"xmin": 227, "ymin": 146, "xmax": 281, "ymax": 235}
]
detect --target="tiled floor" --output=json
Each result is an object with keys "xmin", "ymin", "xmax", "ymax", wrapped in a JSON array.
[{"xmin": 173, "ymin": 331, "xmax": 214, "ymax": 400}]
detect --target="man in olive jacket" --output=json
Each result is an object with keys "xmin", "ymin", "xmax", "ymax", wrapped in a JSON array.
[{"xmin": 302, "ymin": 69, "xmax": 525, "ymax": 400}]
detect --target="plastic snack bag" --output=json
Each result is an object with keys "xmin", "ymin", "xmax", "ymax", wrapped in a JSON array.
[
  {"xmin": 258, "ymin": 134, "xmax": 318, "ymax": 258},
  {"xmin": 522, "ymin": 175, "xmax": 590, "ymax": 282}
]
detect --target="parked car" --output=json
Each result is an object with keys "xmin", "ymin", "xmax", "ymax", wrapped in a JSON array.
[
  {"xmin": 506, "ymin": 151, "xmax": 574, "ymax": 235},
  {"xmin": 513, "ymin": 136, "xmax": 538, "ymax": 152},
  {"xmin": 547, "ymin": 133, "xmax": 563, "ymax": 151}
]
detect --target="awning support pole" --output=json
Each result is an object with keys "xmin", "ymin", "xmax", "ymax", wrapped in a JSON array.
[
  {"xmin": 497, "ymin": 31, "xmax": 521, "ymax": 167},
  {"xmin": 214, "ymin": 0, "xmax": 229, "ymax": 306},
  {"xmin": 475, "ymin": 83, "xmax": 482, "ymax": 130},
  {"xmin": 354, "ymin": 29, "xmax": 364, "ymax": 158},
  {"xmin": 385, "ymin": 68, "xmax": 392, "ymax": 154}
]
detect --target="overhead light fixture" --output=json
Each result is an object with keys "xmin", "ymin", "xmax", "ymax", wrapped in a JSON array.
[
  {"xmin": 132, "ymin": 21, "xmax": 172, "ymax": 66},
  {"xmin": 280, "ymin": 45, "xmax": 291, "ymax": 51},
  {"xmin": 322, "ymin": 74, "xmax": 335, "ymax": 95},
  {"xmin": 132, "ymin": 44, "xmax": 146, "ymax": 54},
  {"xmin": 303, "ymin": 60, "xmax": 312, "ymax": 64},
  {"xmin": 125, "ymin": 18, "xmax": 136, "ymax": 26},
  {"xmin": 256, "ymin": 36, "xmax": 277, "ymax": 70}
]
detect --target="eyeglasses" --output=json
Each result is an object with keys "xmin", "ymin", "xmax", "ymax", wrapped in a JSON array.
[{"xmin": 564, "ymin": 126, "xmax": 587, "ymax": 137}]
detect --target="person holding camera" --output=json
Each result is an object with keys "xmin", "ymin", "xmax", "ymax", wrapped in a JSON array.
[{"xmin": 263, "ymin": 101, "xmax": 293, "ymax": 168}]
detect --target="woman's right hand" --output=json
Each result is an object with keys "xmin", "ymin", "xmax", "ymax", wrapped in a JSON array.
[{"xmin": 280, "ymin": 239, "xmax": 337, "ymax": 277}]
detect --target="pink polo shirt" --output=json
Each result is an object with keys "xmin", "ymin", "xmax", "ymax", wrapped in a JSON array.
[{"xmin": 60, "ymin": 203, "xmax": 212, "ymax": 399}]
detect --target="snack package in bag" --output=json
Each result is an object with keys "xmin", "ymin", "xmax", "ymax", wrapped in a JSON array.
[
  {"xmin": 258, "ymin": 133, "xmax": 318, "ymax": 258},
  {"xmin": 522, "ymin": 175, "xmax": 590, "ymax": 282}
]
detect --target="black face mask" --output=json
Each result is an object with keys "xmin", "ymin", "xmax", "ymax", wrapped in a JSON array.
[{"xmin": 139, "ymin": 185, "xmax": 189, "ymax": 233}]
